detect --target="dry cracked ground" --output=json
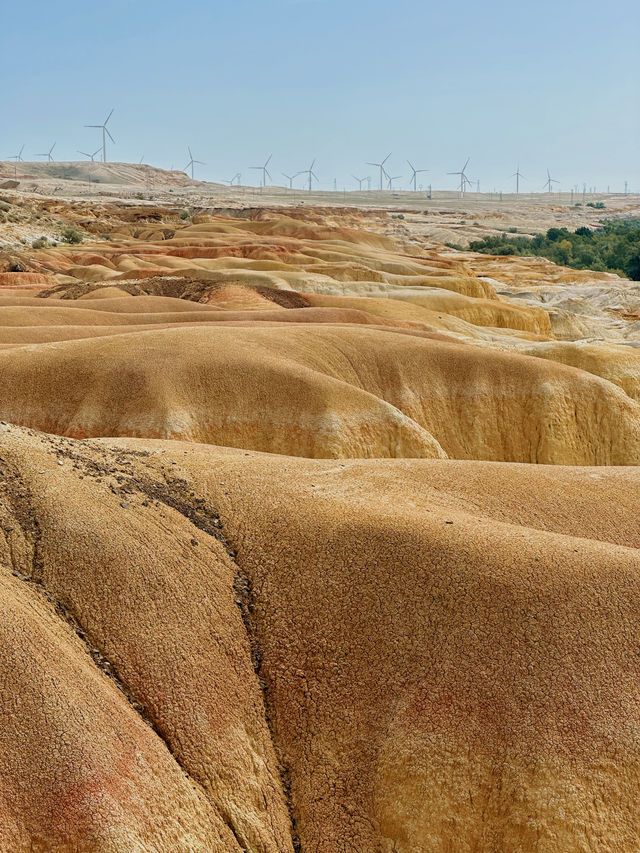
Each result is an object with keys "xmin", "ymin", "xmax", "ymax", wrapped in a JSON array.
[{"xmin": 1, "ymin": 180, "xmax": 640, "ymax": 853}]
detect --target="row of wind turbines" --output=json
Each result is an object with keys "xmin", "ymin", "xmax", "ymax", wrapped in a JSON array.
[
  {"xmin": 238, "ymin": 153, "xmax": 560, "ymax": 196},
  {"xmin": 6, "ymin": 110, "xmax": 628, "ymax": 195}
]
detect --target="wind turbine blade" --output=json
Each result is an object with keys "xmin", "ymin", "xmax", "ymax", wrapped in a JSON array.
[
  {"xmin": 85, "ymin": 125, "xmax": 101, "ymax": 128},
  {"xmin": 463, "ymin": 157, "xmax": 470, "ymax": 171},
  {"xmin": 265, "ymin": 154, "xmax": 273, "ymax": 167},
  {"xmin": 311, "ymin": 172, "xmax": 318, "ymax": 180},
  {"xmin": 105, "ymin": 129, "xmax": 115, "ymax": 143},
  {"xmin": 104, "ymin": 108, "xmax": 114, "ymax": 125},
  {"xmin": 310, "ymin": 158, "xmax": 316, "ymax": 171},
  {"xmin": 382, "ymin": 153, "xmax": 391, "ymax": 165},
  {"xmin": 195, "ymin": 160, "xmax": 205, "ymax": 165},
  {"xmin": 265, "ymin": 169, "xmax": 273, "ymax": 182},
  {"xmin": 188, "ymin": 147, "xmax": 193, "ymax": 160},
  {"xmin": 407, "ymin": 161, "xmax": 415, "ymax": 172}
]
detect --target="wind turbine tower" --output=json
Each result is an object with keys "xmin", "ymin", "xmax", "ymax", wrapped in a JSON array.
[
  {"xmin": 511, "ymin": 165, "xmax": 525, "ymax": 194},
  {"xmin": 184, "ymin": 147, "xmax": 205, "ymax": 180},
  {"xmin": 407, "ymin": 161, "xmax": 428, "ymax": 192},
  {"xmin": 282, "ymin": 172, "xmax": 297, "ymax": 189},
  {"xmin": 250, "ymin": 154, "xmax": 273, "ymax": 188},
  {"xmin": 85, "ymin": 109, "xmax": 115, "ymax": 163},
  {"xmin": 447, "ymin": 158, "xmax": 471, "ymax": 196},
  {"xmin": 299, "ymin": 159, "xmax": 318, "ymax": 192},
  {"xmin": 8, "ymin": 145, "xmax": 25, "ymax": 162},
  {"xmin": 543, "ymin": 169, "xmax": 559, "ymax": 193},
  {"xmin": 367, "ymin": 153, "xmax": 392, "ymax": 191},
  {"xmin": 38, "ymin": 143, "xmax": 56, "ymax": 162},
  {"xmin": 78, "ymin": 148, "xmax": 102, "ymax": 162}
]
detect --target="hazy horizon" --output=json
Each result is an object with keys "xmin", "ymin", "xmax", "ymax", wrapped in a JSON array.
[{"xmin": 3, "ymin": 0, "xmax": 639, "ymax": 193}]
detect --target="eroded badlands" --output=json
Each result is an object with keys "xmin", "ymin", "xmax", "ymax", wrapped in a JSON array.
[{"xmin": 0, "ymin": 196, "xmax": 639, "ymax": 852}]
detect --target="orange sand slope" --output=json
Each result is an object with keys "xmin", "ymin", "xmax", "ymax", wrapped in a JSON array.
[{"xmin": 1, "ymin": 424, "xmax": 640, "ymax": 852}]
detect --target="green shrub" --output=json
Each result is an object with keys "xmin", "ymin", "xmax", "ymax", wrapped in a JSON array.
[
  {"xmin": 61, "ymin": 227, "xmax": 83, "ymax": 244},
  {"xmin": 31, "ymin": 237, "xmax": 48, "ymax": 249},
  {"xmin": 587, "ymin": 201, "xmax": 606, "ymax": 209},
  {"xmin": 179, "ymin": 211, "xmax": 190, "ymax": 220}
]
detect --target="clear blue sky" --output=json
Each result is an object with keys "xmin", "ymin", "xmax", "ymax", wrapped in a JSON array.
[{"xmin": 2, "ymin": 0, "xmax": 639, "ymax": 192}]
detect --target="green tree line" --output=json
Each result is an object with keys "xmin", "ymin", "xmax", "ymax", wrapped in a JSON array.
[{"xmin": 467, "ymin": 220, "xmax": 640, "ymax": 280}]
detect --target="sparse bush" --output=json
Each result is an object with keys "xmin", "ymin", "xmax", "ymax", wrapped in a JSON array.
[
  {"xmin": 444, "ymin": 241, "xmax": 464, "ymax": 250},
  {"xmin": 32, "ymin": 237, "xmax": 48, "ymax": 249},
  {"xmin": 508, "ymin": 227, "xmax": 518, "ymax": 233},
  {"xmin": 179, "ymin": 211, "xmax": 190, "ymax": 220},
  {"xmin": 60, "ymin": 226, "xmax": 83, "ymax": 244},
  {"xmin": 134, "ymin": 192, "xmax": 144, "ymax": 200},
  {"xmin": 587, "ymin": 201, "xmax": 606, "ymax": 209}
]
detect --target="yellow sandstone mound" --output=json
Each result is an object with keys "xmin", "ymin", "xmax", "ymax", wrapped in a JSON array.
[
  {"xmin": 1, "ymin": 423, "xmax": 640, "ymax": 852},
  {"xmin": 521, "ymin": 341, "xmax": 640, "ymax": 401},
  {"xmin": 0, "ymin": 324, "xmax": 639, "ymax": 464}
]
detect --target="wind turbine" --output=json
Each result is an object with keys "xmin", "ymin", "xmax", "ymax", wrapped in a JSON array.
[
  {"xmin": 299, "ymin": 158, "xmax": 318, "ymax": 192},
  {"xmin": 85, "ymin": 109, "xmax": 115, "ymax": 163},
  {"xmin": 447, "ymin": 158, "xmax": 471, "ymax": 196},
  {"xmin": 250, "ymin": 154, "xmax": 273, "ymax": 188},
  {"xmin": 511, "ymin": 165, "xmax": 525, "ymax": 194},
  {"xmin": 282, "ymin": 172, "xmax": 297, "ymax": 189},
  {"xmin": 8, "ymin": 144, "xmax": 25, "ymax": 162},
  {"xmin": 223, "ymin": 173, "xmax": 241, "ymax": 186},
  {"xmin": 183, "ymin": 147, "xmax": 205, "ymax": 179},
  {"xmin": 367, "ymin": 153, "xmax": 392, "ymax": 191},
  {"xmin": 543, "ymin": 168, "xmax": 559, "ymax": 193},
  {"xmin": 78, "ymin": 147, "xmax": 101, "ymax": 162},
  {"xmin": 387, "ymin": 174, "xmax": 403, "ymax": 191},
  {"xmin": 407, "ymin": 161, "xmax": 428, "ymax": 192},
  {"xmin": 352, "ymin": 175, "xmax": 367, "ymax": 190},
  {"xmin": 37, "ymin": 143, "xmax": 56, "ymax": 162}
]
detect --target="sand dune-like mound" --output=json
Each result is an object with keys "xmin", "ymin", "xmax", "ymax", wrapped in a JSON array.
[
  {"xmin": 1, "ymin": 324, "xmax": 639, "ymax": 464},
  {"xmin": 1, "ymin": 424, "xmax": 640, "ymax": 851},
  {"xmin": 521, "ymin": 341, "xmax": 640, "ymax": 401}
]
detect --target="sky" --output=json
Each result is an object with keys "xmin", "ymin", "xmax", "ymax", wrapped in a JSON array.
[{"xmin": 2, "ymin": 0, "xmax": 639, "ymax": 193}]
